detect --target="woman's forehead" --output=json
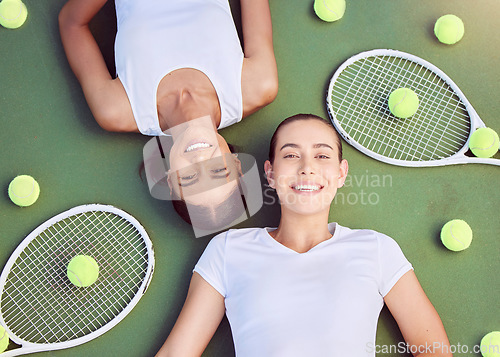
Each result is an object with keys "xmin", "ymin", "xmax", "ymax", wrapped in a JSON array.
[{"xmin": 277, "ymin": 120, "xmax": 338, "ymax": 145}]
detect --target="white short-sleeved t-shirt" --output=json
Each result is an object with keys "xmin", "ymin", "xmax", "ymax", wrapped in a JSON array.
[{"xmin": 194, "ymin": 223, "xmax": 413, "ymax": 357}]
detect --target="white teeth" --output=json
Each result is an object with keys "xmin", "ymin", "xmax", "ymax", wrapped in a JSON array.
[
  {"xmin": 293, "ymin": 185, "xmax": 321, "ymax": 191},
  {"xmin": 185, "ymin": 142, "xmax": 211, "ymax": 152}
]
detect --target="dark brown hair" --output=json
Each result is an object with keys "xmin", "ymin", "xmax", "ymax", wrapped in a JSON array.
[
  {"xmin": 171, "ymin": 180, "xmax": 247, "ymax": 231},
  {"xmin": 268, "ymin": 114, "xmax": 343, "ymax": 163}
]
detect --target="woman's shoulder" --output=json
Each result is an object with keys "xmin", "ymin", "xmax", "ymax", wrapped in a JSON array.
[
  {"xmin": 334, "ymin": 224, "xmax": 407, "ymax": 260},
  {"xmin": 335, "ymin": 223, "xmax": 400, "ymax": 246},
  {"xmin": 212, "ymin": 227, "xmax": 266, "ymax": 242},
  {"xmin": 199, "ymin": 228, "xmax": 264, "ymax": 262},
  {"xmin": 208, "ymin": 226, "xmax": 263, "ymax": 240}
]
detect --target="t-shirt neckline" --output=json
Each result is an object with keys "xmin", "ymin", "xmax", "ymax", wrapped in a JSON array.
[{"xmin": 262, "ymin": 222, "xmax": 339, "ymax": 255}]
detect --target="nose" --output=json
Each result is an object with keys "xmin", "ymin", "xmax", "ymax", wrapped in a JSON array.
[
  {"xmin": 191, "ymin": 152, "xmax": 211, "ymax": 163},
  {"xmin": 299, "ymin": 157, "xmax": 315, "ymax": 175}
]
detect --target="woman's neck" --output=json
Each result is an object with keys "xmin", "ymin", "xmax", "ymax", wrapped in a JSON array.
[
  {"xmin": 156, "ymin": 68, "xmax": 221, "ymax": 131},
  {"xmin": 269, "ymin": 209, "xmax": 333, "ymax": 253}
]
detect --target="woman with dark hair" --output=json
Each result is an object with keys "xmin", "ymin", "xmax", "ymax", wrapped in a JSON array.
[
  {"xmin": 155, "ymin": 114, "xmax": 452, "ymax": 356},
  {"xmin": 59, "ymin": 0, "xmax": 277, "ymax": 227}
]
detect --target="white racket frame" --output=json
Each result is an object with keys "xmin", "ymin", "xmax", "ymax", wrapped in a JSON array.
[
  {"xmin": 0, "ymin": 204, "xmax": 155, "ymax": 356},
  {"xmin": 327, "ymin": 49, "xmax": 499, "ymax": 167}
]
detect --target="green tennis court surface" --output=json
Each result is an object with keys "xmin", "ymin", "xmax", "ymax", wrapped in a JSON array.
[{"xmin": 1, "ymin": 0, "xmax": 498, "ymax": 356}]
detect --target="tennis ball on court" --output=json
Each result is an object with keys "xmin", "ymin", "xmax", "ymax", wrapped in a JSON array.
[
  {"xmin": 434, "ymin": 14, "xmax": 464, "ymax": 45},
  {"xmin": 0, "ymin": 0, "xmax": 28, "ymax": 29},
  {"xmin": 8, "ymin": 175, "xmax": 40, "ymax": 207},
  {"xmin": 0, "ymin": 326, "xmax": 9, "ymax": 353},
  {"xmin": 388, "ymin": 88, "xmax": 419, "ymax": 119},
  {"xmin": 314, "ymin": 0, "xmax": 345, "ymax": 22},
  {"xmin": 67, "ymin": 255, "xmax": 99, "ymax": 288},
  {"xmin": 440, "ymin": 219, "xmax": 472, "ymax": 252},
  {"xmin": 481, "ymin": 331, "xmax": 500, "ymax": 357},
  {"xmin": 469, "ymin": 128, "xmax": 499, "ymax": 158}
]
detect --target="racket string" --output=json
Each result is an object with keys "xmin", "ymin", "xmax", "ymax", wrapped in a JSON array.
[
  {"xmin": 5, "ymin": 219, "xmax": 116, "ymax": 341},
  {"xmin": 342, "ymin": 57, "xmax": 466, "ymax": 159},
  {"xmin": 336, "ymin": 56, "xmax": 468, "ymax": 159},
  {"xmin": 329, "ymin": 54, "xmax": 471, "ymax": 162},
  {"xmin": 3, "ymin": 230, "xmax": 81, "ymax": 341},
  {"xmin": 0, "ymin": 210, "xmax": 150, "ymax": 344}
]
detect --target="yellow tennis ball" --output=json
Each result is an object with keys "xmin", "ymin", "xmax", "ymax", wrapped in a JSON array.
[
  {"xmin": 0, "ymin": 326, "xmax": 9, "ymax": 353},
  {"xmin": 469, "ymin": 128, "xmax": 499, "ymax": 158},
  {"xmin": 440, "ymin": 219, "xmax": 472, "ymax": 252},
  {"xmin": 0, "ymin": 0, "xmax": 28, "ymax": 29},
  {"xmin": 481, "ymin": 331, "xmax": 500, "ymax": 357},
  {"xmin": 67, "ymin": 255, "xmax": 99, "ymax": 288},
  {"xmin": 388, "ymin": 88, "xmax": 419, "ymax": 119},
  {"xmin": 314, "ymin": 0, "xmax": 345, "ymax": 22},
  {"xmin": 8, "ymin": 175, "xmax": 40, "ymax": 207},
  {"xmin": 434, "ymin": 14, "xmax": 464, "ymax": 45}
]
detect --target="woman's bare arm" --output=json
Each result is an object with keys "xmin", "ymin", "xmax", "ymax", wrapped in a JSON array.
[
  {"xmin": 59, "ymin": 0, "xmax": 136, "ymax": 132},
  {"xmin": 384, "ymin": 270, "xmax": 452, "ymax": 357},
  {"xmin": 240, "ymin": 0, "xmax": 278, "ymax": 117},
  {"xmin": 155, "ymin": 273, "xmax": 226, "ymax": 357}
]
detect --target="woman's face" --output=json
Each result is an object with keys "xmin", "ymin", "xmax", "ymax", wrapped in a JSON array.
[
  {"xmin": 168, "ymin": 123, "xmax": 240, "ymax": 206},
  {"xmin": 265, "ymin": 119, "xmax": 348, "ymax": 216}
]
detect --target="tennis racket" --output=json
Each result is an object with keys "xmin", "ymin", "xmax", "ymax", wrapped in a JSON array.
[
  {"xmin": 0, "ymin": 204, "xmax": 155, "ymax": 356},
  {"xmin": 327, "ymin": 49, "xmax": 499, "ymax": 166}
]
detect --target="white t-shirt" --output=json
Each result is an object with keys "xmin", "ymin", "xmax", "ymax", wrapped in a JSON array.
[
  {"xmin": 194, "ymin": 223, "xmax": 413, "ymax": 357},
  {"xmin": 114, "ymin": 0, "xmax": 244, "ymax": 136}
]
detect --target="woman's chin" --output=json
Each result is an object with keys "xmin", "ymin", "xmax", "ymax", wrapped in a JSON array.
[{"xmin": 279, "ymin": 197, "xmax": 333, "ymax": 217}]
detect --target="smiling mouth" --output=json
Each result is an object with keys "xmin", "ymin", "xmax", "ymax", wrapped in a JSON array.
[
  {"xmin": 185, "ymin": 142, "xmax": 212, "ymax": 153},
  {"xmin": 291, "ymin": 184, "xmax": 323, "ymax": 192}
]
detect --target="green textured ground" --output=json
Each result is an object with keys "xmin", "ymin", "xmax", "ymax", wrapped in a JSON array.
[{"xmin": 0, "ymin": 1, "xmax": 498, "ymax": 356}]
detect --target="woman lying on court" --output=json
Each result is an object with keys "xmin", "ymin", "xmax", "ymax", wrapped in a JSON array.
[
  {"xmin": 58, "ymin": 0, "xmax": 278, "ymax": 230},
  {"xmin": 155, "ymin": 114, "xmax": 452, "ymax": 357}
]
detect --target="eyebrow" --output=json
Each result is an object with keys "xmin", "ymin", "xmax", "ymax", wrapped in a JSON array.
[{"xmin": 279, "ymin": 143, "xmax": 334, "ymax": 151}]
